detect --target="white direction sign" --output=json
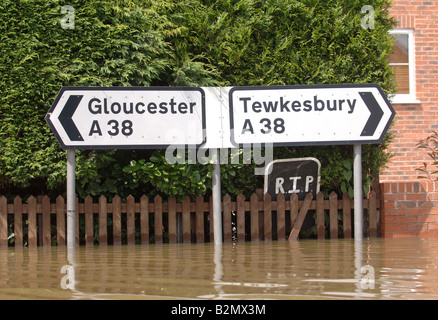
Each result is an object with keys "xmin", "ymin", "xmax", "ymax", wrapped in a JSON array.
[
  {"xmin": 229, "ymin": 84, "xmax": 395, "ymax": 146},
  {"xmin": 46, "ymin": 87, "xmax": 206, "ymax": 149}
]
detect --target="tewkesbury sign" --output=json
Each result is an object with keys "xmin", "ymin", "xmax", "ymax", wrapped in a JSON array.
[
  {"xmin": 229, "ymin": 84, "xmax": 395, "ymax": 146},
  {"xmin": 45, "ymin": 84, "xmax": 395, "ymax": 149}
]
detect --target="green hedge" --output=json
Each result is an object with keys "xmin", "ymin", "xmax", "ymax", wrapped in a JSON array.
[{"xmin": 0, "ymin": 0, "xmax": 395, "ymax": 200}]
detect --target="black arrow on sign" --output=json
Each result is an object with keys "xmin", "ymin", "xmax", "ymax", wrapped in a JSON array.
[
  {"xmin": 59, "ymin": 95, "xmax": 84, "ymax": 141},
  {"xmin": 359, "ymin": 91, "xmax": 384, "ymax": 137}
]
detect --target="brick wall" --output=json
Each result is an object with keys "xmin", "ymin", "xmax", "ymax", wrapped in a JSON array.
[
  {"xmin": 380, "ymin": 181, "xmax": 438, "ymax": 238},
  {"xmin": 381, "ymin": 107, "xmax": 438, "ymax": 180},
  {"xmin": 380, "ymin": 1, "xmax": 438, "ymax": 182}
]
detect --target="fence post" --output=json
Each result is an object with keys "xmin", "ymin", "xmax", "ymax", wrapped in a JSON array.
[
  {"xmin": 223, "ymin": 194, "xmax": 232, "ymax": 242},
  {"xmin": 316, "ymin": 192, "xmax": 325, "ymax": 239},
  {"xmin": 56, "ymin": 195, "xmax": 66, "ymax": 246},
  {"xmin": 250, "ymin": 193, "xmax": 259, "ymax": 241},
  {"xmin": 209, "ymin": 196, "xmax": 214, "ymax": 243},
  {"xmin": 99, "ymin": 195, "xmax": 108, "ymax": 245},
  {"xmin": 42, "ymin": 196, "xmax": 51, "ymax": 246},
  {"xmin": 127, "ymin": 195, "xmax": 135, "ymax": 245},
  {"xmin": 343, "ymin": 193, "xmax": 352, "ymax": 238},
  {"xmin": 277, "ymin": 193, "xmax": 286, "ymax": 240},
  {"xmin": 0, "ymin": 196, "xmax": 6, "ymax": 247},
  {"xmin": 113, "ymin": 195, "xmax": 122, "ymax": 245},
  {"xmin": 182, "ymin": 196, "xmax": 191, "ymax": 243},
  {"xmin": 264, "ymin": 193, "xmax": 272, "ymax": 241},
  {"xmin": 14, "ymin": 196, "xmax": 23, "ymax": 247},
  {"xmin": 85, "ymin": 195, "xmax": 93, "ymax": 246},
  {"xmin": 154, "ymin": 195, "xmax": 163, "ymax": 244},
  {"xmin": 75, "ymin": 197, "xmax": 80, "ymax": 246},
  {"xmin": 236, "ymin": 194, "xmax": 246, "ymax": 241},
  {"xmin": 196, "ymin": 196, "xmax": 205, "ymax": 243},
  {"xmin": 329, "ymin": 192, "xmax": 338, "ymax": 239},
  {"xmin": 140, "ymin": 195, "xmax": 149, "ymax": 244},
  {"xmin": 27, "ymin": 196, "xmax": 37, "ymax": 247},
  {"xmin": 168, "ymin": 197, "xmax": 177, "ymax": 243}
]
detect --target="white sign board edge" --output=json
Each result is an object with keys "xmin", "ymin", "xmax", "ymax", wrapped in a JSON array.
[
  {"xmin": 45, "ymin": 86, "xmax": 207, "ymax": 149},
  {"xmin": 229, "ymin": 84, "xmax": 395, "ymax": 147}
]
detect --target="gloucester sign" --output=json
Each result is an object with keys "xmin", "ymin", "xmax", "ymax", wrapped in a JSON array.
[{"xmin": 45, "ymin": 86, "xmax": 206, "ymax": 149}]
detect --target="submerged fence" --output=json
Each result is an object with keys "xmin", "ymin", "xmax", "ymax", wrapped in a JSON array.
[{"xmin": 0, "ymin": 190, "xmax": 379, "ymax": 247}]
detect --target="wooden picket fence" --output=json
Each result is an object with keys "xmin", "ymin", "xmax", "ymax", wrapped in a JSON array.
[{"xmin": 0, "ymin": 189, "xmax": 379, "ymax": 247}]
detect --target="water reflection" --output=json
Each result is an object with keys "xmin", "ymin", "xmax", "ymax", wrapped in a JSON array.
[{"xmin": 1, "ymin": 238, "xmax": 438, "ymax": 300}]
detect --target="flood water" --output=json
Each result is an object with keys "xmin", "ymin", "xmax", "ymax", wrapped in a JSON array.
[{"xmin": 1, "ymin": 237, "xmax": 438, "ymax": 300}]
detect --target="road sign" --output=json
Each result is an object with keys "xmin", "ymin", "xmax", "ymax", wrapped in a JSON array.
[
  {"xmin": 45, "ymin": 87, "xmax": 206, "ymax": 149},
  {"xmin": 264, "ymin": 158, "xmax": 320, "ymax": 201},
  {"xmin": 229, "ymin": 84, "xmax": 395, "ymax": 146}
]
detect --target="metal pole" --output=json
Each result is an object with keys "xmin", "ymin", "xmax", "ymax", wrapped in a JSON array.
[
  {"xmin": 354, "ymin": 237, "xmax": 363, "ymax": 294},
  {"xmin": 353, "ymin": 144, "xmax": 363, "ymax": 241},
  {"xmin": 66, "ymin": 149, "xmax": 76, "ymax": 248},
  {"xmin": 211, "ymin": 148, "xmax": 223, "ymax": 245}
]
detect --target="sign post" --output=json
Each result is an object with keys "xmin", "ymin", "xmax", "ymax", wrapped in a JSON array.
[
  {"xmin": 230, "ymin": 84, "xmax": 395, "ymax": 239},
  {"xmin": 46, "ymin": 86, "xmax": 207, "ymax": 246},
  {"xmin": 211, "ymin": 149, "xmax": 223, "ymax": 246},
  {"xmin": 47, "ymin": 84, "xmax": 394, "ymax": 244},
  {"xmin": 353, "ymin": 144, "xmax": 363, "ymax": 240},
  {"xmin": 66, "ymin": 149, "xmax": 76, "ymax": 248}
]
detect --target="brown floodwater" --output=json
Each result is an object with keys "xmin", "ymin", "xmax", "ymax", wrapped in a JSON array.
[{"xmin": 1, "ymin": 237, "xmax": 438, "ymax": 300}]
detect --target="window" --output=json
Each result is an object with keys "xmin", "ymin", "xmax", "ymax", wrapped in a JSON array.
[{"xmin": 388, "ymin": 29, "xmax": 419, "ymax": 103}]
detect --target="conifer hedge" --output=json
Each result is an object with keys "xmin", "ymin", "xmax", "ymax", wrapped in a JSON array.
[{"xmin": 0, "ymin": 0, "xmax": 395, "ymax": 200}]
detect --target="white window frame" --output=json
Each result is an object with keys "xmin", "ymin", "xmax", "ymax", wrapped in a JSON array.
[{"xmin": 388, "ymin": 29, "xmax": 420, "ymax": 104}]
